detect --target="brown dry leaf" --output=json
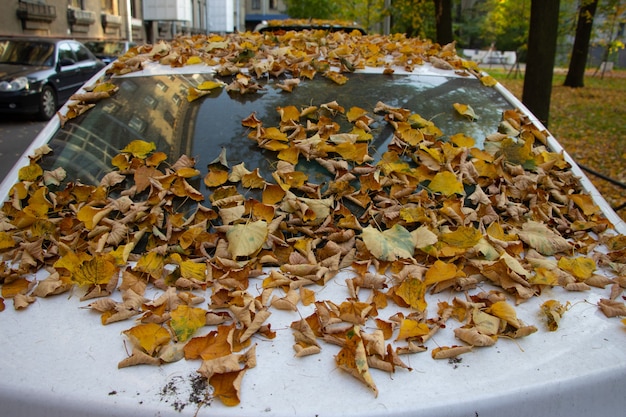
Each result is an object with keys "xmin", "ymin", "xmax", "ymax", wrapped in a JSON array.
[
  {"xmin": 335, "ymin": 326, "xmax": 378, "ymax": 396},
  {"xmin": 291, "ymin": 318, "xmax": 321, "ymax": 357},
  {"xmin": 431, "ymin": 345, "xmax": 472, "ymax": 359},
  {"xmin": 32, "ymin": 272, "xmax": 72, "ymax": 297},
  {"xmin": 184, "ymin": 323, "xmax": 234, "ymax": 361},
  {"xmin": 13, "ymin": 293, "xmax": 36, "ymax": 309},
  {"xmin": 1, "ymin": 277, "xmax": 32, "ymax": 298},
  {"xmin": 517, "ymin": 221, "xmax": 572, "ymax": 256},
  {"xmin": 209, "ymin": 368, "xmax": 247, "ymax": 407},
  {"xmin": 598, "ymin": 299, "xmax": 626, "ymax": 317},
  {"xmin": 118, "ymin": 346, "xmax": 162, "ymax": 368},
  {"xmin": 454, "ymin": 326, "xmax": 497, "ymax": 347}
]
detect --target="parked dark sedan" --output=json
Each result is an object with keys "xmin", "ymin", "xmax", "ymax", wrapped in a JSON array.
[{"xmin": 0, "ymin": 37, "xmax": 105, "ymax": 120}]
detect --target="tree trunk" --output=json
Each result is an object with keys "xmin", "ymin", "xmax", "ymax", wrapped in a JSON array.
[
  {"xmin": 522, "ymin": 0, "xmax": 560, "ymax": 128},
  {"xmin": 433, "ymin": 0, "xmax": 454, "ymax": 45},
  {"xmin": 564, "ymin": 0, "xmax": 599, "ymax": 88}
]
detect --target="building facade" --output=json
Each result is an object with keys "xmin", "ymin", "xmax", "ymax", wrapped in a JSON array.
[
  {"xmin": 0, "ymin": 1, "xmax": 291, "ymax": 44},
  {"xmin": 244, "ymin": 0, "xmax": 287, "ymax": 31},
  {"xmin": 1, "ymin": 0, "xmax": 146, "ymax": 42}
]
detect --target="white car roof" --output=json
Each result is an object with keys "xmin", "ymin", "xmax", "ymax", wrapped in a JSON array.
[{"xmin": 1, "ymin": 31, "xmax": 625, "ymax": 417}]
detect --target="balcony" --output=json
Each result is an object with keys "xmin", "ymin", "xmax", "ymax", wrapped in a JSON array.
[
  {"xmin": 16, "ymin": 0, "xmax": 57, "ymax": 24},
  {"xmin": 101, "ymin": 13, "xmax": 122, "ymax": 33},
  {"xmin": 67, "ymin": 7, "xmax": 96, "ymax": 26}
]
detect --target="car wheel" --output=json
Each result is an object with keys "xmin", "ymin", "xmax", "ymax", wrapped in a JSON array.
[{"xmin": 38, "ymin": 85, "xmax": 57, "ymax": 121}]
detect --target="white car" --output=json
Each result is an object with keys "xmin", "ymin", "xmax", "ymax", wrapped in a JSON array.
[{"xmin": 1, "ymin": 31, "xmax": 625, "ymax": 417}]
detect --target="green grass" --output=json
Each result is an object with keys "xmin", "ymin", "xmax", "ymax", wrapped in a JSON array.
[{"xmin": 487, "ymin": 68, "xmax": 626, "ymax": 220}]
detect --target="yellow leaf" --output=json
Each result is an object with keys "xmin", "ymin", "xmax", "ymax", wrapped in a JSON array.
[
  {"xmin": 226, "ymin": 220, "xmax": 268, "ymax": 258},
  {"xmin": 277, "ymin": 145, "xmax": 300, "ymax": 164},
  {"xmin": 134, "ymin": 251, "xmax": 166, "ymax": 279},
  {"xmin": 396, "ymin": 277, "xmax": 427, "ymax": 311},
  {"xmin": 569, "ymin": 194, "xmax": 600, "ymax": 216},
  {"xmin": 557, "ymin": 256, "xmax": 596, "ymax": 280},
  {"xmin": 178, "ymin": 259, "xmax": 207, "ymax": 281},
  {"xmin": 396, "ymin": 122, "xmax": 424, "ymax": 146},
  {"xmin": 77, "ymin": 206, "xmax": 112, "ymax": 230},
  {"xmin": 0, "ymin": 231, "xmax": 16, "ymax": 250},
  {"xmin": 120, "ymin": 140, "xmax": 156, "ymax": 158},
  {"xmin": 424, "ymin": 260, "xmax": 460, "ymax": 286},
  {"xmin": 440, "ymin": 226, "xmax": 483, "ymax": 248},
  {"xmin": 277, "ymin": 105, "xmax": 300, "ymax": 123},
  {"xmin": 429, "ymin": 171, "xmax": 464, "ymax": 196},
  {"xmin": 450, "ymin": 132, "xmax": 475, "ymax": 148},
  {"xmin": 70, "ymin": 254, "xmax": 118, "ymax": 286},
  {"xmin": 262, "ymin": 127, "xmax": 288, "ymax": 142},
  {"xmin": 500, "ymin": 137, "xmax": 536, "ymax": 169},
  {"xmin": 541, "ymin": 300, "xmax": 569, "ymax": 331},
  {"xmin": 471, "ymin": 310, "xmax": 501, "ymax": 335},
  {"xmin": 204, "ymin": 166, "xmax": 229, "ymax": 188},
  {"xmin": 111, "ymin": 153, "xmax": 130, "ymax": 171},
  {"xmin": 123, "ymin": 323, "xmax": 171, "ymax": 355},
  {"xmin": 362, "ymin": 224, "xmax": 415, "ymax": 261},
  {"xmin": 479, "ymin": 74, "xmax": 498, "ymax": 87},
  {"xmin": 18, "ymin": 163, "xmax": 43, "ymax": 182},
  {"xmin": 333, "ymin": 142, "xmax": 371, "ymax": 164},
  {"xmin": 169, "ymin": 304, "xmax": 207, "ymax": 342},
  {"xmin": 486, "ymin": 301, "xmax": 521, "ymax": 328},
  {"xmin": 146, "ymin": 151, "xmax": 168, "ymax": 167},
  {"xmin": 175, "ymin": 167, "xmax": 201, "ymax": 178},
  {"xmin": 90, "ymin": 82, "xmax": 117, "ymax": 95},
  {"xmin": 453, "ymin": 102, "xmax": 478, "ymax": 120},
  {"xmin": 186, "ymin": 56, "xmax": 203, "ymax": 65},
  {"xmin": 346, "ymin": 106, "xmax": 368, "ymax": 122},
  {"xmin": 529, "ymin": 267, "xmax": 559, "ymax": 286},
  {"xmin": 396, "ymin": 318, "xmax": 430, "ymax": 340},
  {"xmin": 241, "ymin": 169, "xmax": 266, "ymax": 189},
  {"xmin": 325, "ymin": 71, "xmax": 348, "ymax": 85}
]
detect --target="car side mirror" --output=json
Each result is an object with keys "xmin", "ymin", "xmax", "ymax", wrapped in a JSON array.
[{"xmin": 59, "ymin": 58, "xmax": 76, "ymax": 67}]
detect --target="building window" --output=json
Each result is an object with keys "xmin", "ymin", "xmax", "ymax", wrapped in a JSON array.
[
  {"xmin": 128, "ymin": 115, "xmax": 146, "ymax": 133},
  {"xmin": 156, "ymin": 81, "xmax": 169, "ymax": 92},
  {"xmin": 68, "ymin": 0, "xmax": 84, "ymax": 9},
  {"xmin": 144, "ymin": 95, "xmax": 158, "ymax": 109},
  {"xmin": 251, "ymin": 0, "xmax": 260, "ymax": 10},
  {"xmin": 101, "ymin": 0, "xmax": 114, "ymax": 14},
  {"xmin": 269, "ymin": 0, "xmax": 278, "ymax": 9}
]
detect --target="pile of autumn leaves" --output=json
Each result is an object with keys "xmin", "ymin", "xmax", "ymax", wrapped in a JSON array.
[{"xmin": 1, "ymin": 31, "xmax": 626, "ymax": 405}]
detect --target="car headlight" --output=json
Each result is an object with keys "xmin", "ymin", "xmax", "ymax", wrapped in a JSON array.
[{"xmin": 0, "ymin": 77, "xmax": 29, "ymax": 92}]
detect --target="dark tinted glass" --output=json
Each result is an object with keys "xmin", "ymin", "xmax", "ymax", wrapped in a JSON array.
[
  {"xmin": 42, "ymin": 72, "xmax": 512, "ymax": 199},
  {"xmin": 0, "ymin": 40, "xmax": 55, "ymax": 66}
]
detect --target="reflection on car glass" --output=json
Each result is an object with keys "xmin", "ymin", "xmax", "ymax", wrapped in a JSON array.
[{"xmin": 41, "ymin": 73, "xmax": 510, "ymax": 200}]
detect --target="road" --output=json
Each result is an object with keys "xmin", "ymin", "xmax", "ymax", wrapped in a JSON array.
[{"xmin": 0, "ymin": 115, "xmax": 47, "ymax": 181}]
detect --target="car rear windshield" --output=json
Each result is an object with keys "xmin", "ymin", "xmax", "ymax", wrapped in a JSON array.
[{"xmin": 42, "ymin": 72, "xmax": 513, "ymax": 197}]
